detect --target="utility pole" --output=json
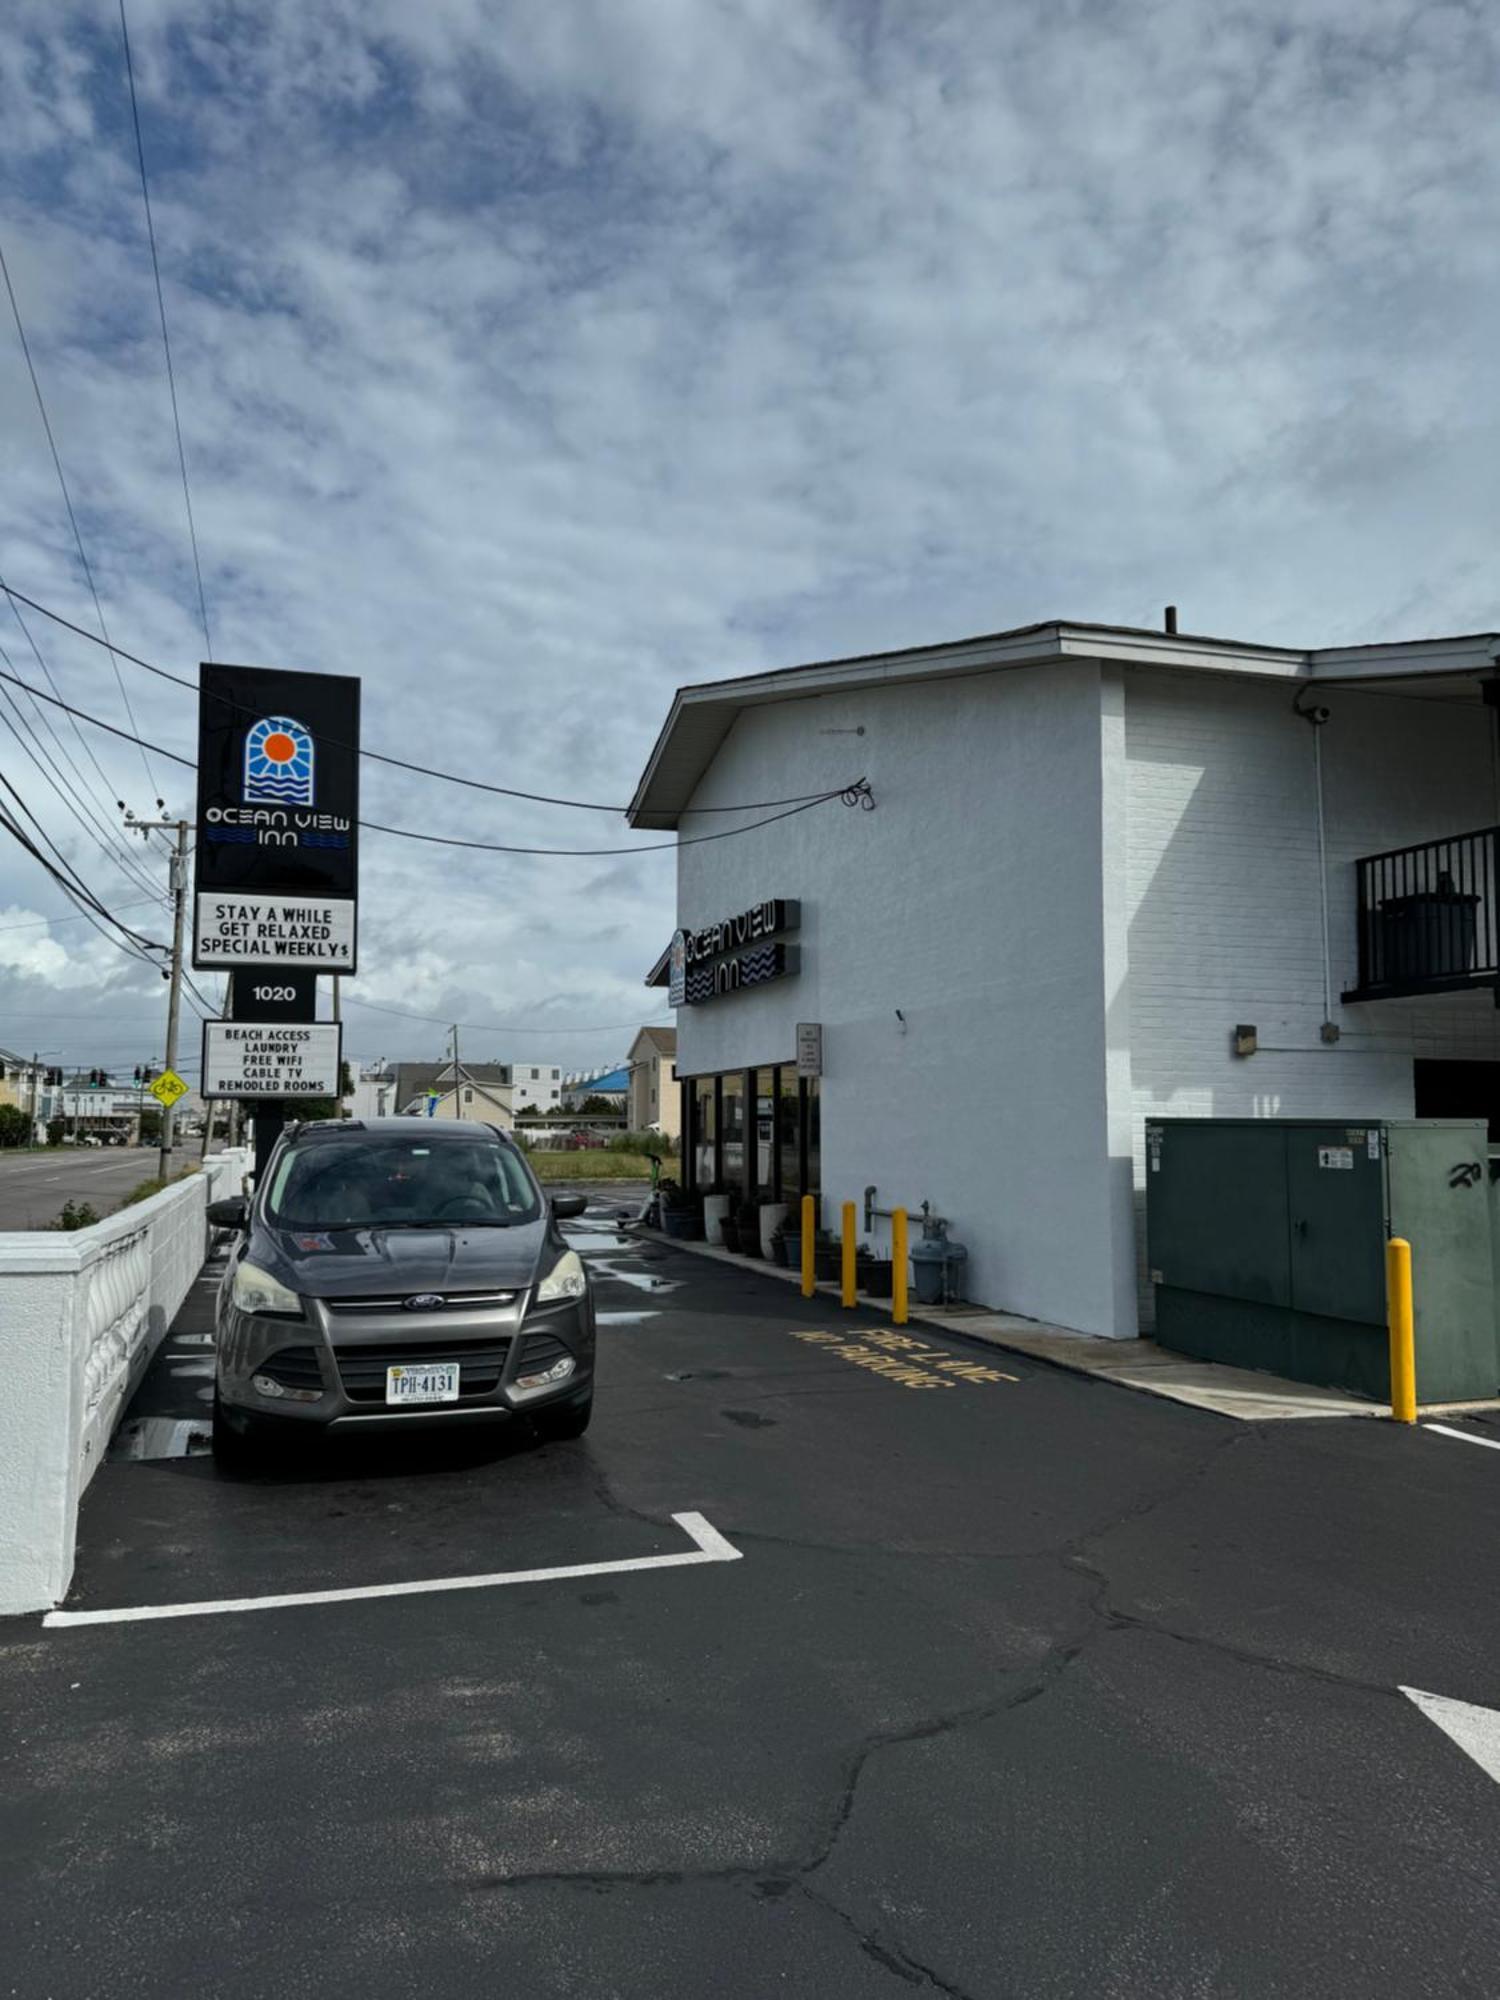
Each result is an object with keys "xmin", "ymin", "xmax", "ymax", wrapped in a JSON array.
[
  {"xmin": 28, "ymin": 1051, "xmax": 38, "ymax": 1145},
  {"xmin": 125, "ymin": 811, "xmax": 190, "ymax": 1183},
  {"xmin": 451, "ymin": 1022, "xmax": 462, "ymax": 1120},
  {"xmin": 332, "ymin": 974, "xmax": 346, "ymax": 1116},
  {"xmin": 158, "ymin": 820, "xmax": 189, "ymax": 1182}
]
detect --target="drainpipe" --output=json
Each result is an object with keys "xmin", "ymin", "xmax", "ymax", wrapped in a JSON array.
[{"xmin": 1294, "ymin": 693, "xmax": 1336, "ymax": 1036}]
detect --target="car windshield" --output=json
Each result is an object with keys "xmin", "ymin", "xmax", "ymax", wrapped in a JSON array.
[{"xmin": 265, "ymin": 1135, "xmax": 541, "ymax": 1229}]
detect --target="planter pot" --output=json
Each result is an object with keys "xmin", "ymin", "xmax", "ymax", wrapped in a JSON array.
[
  {"xmin": 661, "ymin": 1206, "xmax": 697, "ymax": 1240},
  {"xmin": 758, "ymin": 1202, "xmax": 789, "ymax": 1257},
  {"xmin": 814, "ymin": 1245, "xmax": 843, "ymax": 1282},
  {"xmin": 857, "ymin": 1258, "xmax": 893, "ymax": 1299},
  {"xmin": 703, "ymin": 1194, "xmax": 731, "ymax": 1246},
  {"xmin": 769, "ymin": 1231, "xmax": 794, "ymax": 1268},
  {"xmin": 718, "ymin": 1216, "xmax": 742, "ymax": 1253}
]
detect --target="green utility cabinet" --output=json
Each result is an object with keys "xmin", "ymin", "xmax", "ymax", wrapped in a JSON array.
[{"xmin": 1146, "ymin": 1119, "xmax": 1498, "ymax": 1403}]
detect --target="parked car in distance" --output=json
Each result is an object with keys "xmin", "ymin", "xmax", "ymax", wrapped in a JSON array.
[{"xmin": 206, "ymin": 1117, "xmax": 594, "ymax": 1463}]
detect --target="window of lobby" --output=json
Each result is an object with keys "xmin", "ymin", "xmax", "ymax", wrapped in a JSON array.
[{"xmin": 683, "ymin": 1064, "xmax": 820, "ymax": 1209}]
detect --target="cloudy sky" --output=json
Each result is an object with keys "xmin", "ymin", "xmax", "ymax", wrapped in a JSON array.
[{"xmin": 1, "ymin": 0, "xmax": 1497, "ymax": 1083}]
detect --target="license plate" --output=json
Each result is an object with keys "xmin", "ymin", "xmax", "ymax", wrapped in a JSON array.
[{"xmin": 386, "ymin": 1361, "xmax": 460, "ymax": 1406}]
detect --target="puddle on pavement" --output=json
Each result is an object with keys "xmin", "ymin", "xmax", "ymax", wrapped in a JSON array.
[
  {"xmin": 589, "ymin": 1263, "xmax": 680, "ymax": 1294},
  {"xmin": 597, "ymin": 1309, "xmax": 659, "ymax": 1326},
  {"xmin": 111, "ymin": 1416, "xmax": 212, "ymax": 1461}
]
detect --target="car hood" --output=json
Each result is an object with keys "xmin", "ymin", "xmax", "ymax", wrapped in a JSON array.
[{"xmin": 257, "ymin": 1219, "xmax": 555, "ymax": 1298}]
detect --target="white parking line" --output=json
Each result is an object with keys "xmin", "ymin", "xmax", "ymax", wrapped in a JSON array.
[
  {"xmin": 1423, "ymin": 1422, "xmax": 1500, "ymax": 1452},
  {"xmin": 42, "ymin": 1511, "xmax": 741, "ymax": 1629}
]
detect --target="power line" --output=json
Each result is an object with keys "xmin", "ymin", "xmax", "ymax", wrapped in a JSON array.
[
  {"xmin": 0, "ymin": 653, "xmax": 159, "ymax": 899},
  {"xmin": 0, "ymin": 772, "xmax": 161, "ymax": 949},
  {"xmin": 0, "ymin": 656, "xmax": 868, "ymax": 856},
  {"xmin": 118, "ymin": 0, "xmax": 213, "ymax": 664},
  {"xmin": 340, "ymin": 994, "xmax": 675, "ymax": 1035},
  {"xmin": 3, "ymin": 597, "xmax": 169, "ymax": 903},
  {"xmin": 0, "ymin": 799, "xmax": 169, "ymax": 977},
  {"xmin": 0, "ymin": 897, "xmax": 161, "ymax": 936},
  {"xmin": 0, "ymin": 585, "xmax": 858, "ymax": 816},
  {"xmin": 0, "ymin": 242, "xmax": 157, "ymax": 793}
]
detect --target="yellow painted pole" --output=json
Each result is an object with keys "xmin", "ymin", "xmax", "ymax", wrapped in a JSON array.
[
  {"xmin": 892, "ymin": 1208, "xmax": 909, "ymax": 1326},
  {"xmin": 1386, "ymin": 1236, "xmax": 1416, "ymax": 1424},
  {"xmin": 841, "ymin": 1200, "xmax": 857, "ymax": 1308},
  {"xmin": 801, "ymin": 1193, "xmax": 816, "ymax": 1299}
]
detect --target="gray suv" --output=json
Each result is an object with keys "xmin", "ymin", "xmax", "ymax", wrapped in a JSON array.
[{"xmin": 206, "ymin": 1118, "xmax": 594, "ymax": 1461}]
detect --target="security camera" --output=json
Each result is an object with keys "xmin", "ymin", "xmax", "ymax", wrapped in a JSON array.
[{"xmin": 1309, "ymin": 704, "xmax": 1331, "ymax": 724}]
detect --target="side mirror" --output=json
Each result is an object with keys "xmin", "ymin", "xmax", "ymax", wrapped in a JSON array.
[
  {"xmin": 206, "ymin": 1196, "xmax": 250, "ymax": 1232},
  {"xmin": 551, "ymin": 1193, "xmax": 587, "ymax": 1220}
]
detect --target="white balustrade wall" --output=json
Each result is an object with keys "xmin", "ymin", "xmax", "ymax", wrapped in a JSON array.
[{"xmin": 0, "ymin": 1150, "xmax": 250, "ymax": 1616}]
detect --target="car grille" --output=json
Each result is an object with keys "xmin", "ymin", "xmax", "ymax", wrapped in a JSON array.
[
  {"xmin": 258, "ymin": 1346, "xmax": 325, "ymax": 1393},
  {"xmin": 322, "ymin": 1290, "xmax": 518, "ymax": 1314},
  {"xmin": 514, "ymin": 1330, "xmax": 573, "ymax": 1374},
  {"xmin": 332, "ymin": 1338, "xmax": 513, "ymax": 1403}
]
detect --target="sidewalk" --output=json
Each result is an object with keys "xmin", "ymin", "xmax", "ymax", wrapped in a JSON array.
[{"xmin": 644, "ymin": 1229, "xmax": 1500, "ymax": 1423}]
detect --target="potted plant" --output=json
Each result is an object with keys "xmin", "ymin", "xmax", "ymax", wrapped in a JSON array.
[
  {"xmin": 813, "ymin": 1233, "xmax": 843, "ymax": 1282},
  {"xmin": 857, "ymin": 1253, "xmax": 893, "ymax": 1299},
  {"xmin": 718, "ymin": 1209, "xmax": 742, "ymax": 1252}
]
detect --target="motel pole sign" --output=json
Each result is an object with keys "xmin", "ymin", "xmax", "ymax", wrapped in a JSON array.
[
  {"xmin": 193, "ymin": 664, "xmax": 360, "ymax": 973},
  {"xmin": 193, "ymin": 665, "xmax": 359, "ymax": 1153}
]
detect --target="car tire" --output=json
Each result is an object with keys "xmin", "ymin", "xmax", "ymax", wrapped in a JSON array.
[
  {"xmin": 534, "ymin": 1392, "xmax": 593, "ymax": 1442},
  {"xmin": 212, "ymin": 1390, "xmax": 256, "ymax": 1469}
]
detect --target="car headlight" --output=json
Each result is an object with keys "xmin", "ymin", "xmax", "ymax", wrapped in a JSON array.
[
  {"xmin": 231, "ymin": 1260, "xmax": 302, "ymax": 1318},
  {"xmin": 534, "ymin": 1250, "xmax": 586, "ymax": 1304}
]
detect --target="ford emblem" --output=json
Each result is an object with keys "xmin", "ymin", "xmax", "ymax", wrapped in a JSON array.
[{"xmin": 403, "ymin": 1293, "xmax": 444, "ymax": 1311}]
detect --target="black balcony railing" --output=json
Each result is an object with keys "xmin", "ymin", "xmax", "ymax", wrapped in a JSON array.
[{"xmin": 1345, "ymin": 826, "xmax": 1499, "ymax": 1001}]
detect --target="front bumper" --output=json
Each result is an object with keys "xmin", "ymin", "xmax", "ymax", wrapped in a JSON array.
[{"xmin": 216, "ymin": 1289, "xmax": 594, "ymax": 1430}]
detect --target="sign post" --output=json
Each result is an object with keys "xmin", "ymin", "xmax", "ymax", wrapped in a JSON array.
[{"xmin": 194, "ymin": 666, "xmax": 360, "ymax": 1166}]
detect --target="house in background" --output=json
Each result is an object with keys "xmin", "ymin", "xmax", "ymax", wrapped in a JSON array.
[
  {"xmin": 503, "ymin": 1063, "xmax": 564, "ymax": 1112},
  {"xmin": 0, "ymin": 1049, "xmax": 46, "ymax": 1135},
  {"xmin": 561, "ymin": 1067, "xmax": 630, "ymax": 1112},
  {"xmin": 627, "ymin": 1026, "xmax": 679, "ymax": 1137},
  {"xmin": 392, "ymin": 1060, "xmax": 514, "ymax": 1128}
]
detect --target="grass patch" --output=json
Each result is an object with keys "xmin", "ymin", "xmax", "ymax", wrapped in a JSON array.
[
  {"xmin": 530, "ymin": 1151, "xmax": 657, "ymax": 1182},
  {"xmin": 119, "ymin": 1164, "xmax": 201, "ymax": 1209}
]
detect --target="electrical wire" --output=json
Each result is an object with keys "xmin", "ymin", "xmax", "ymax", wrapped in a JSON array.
[
  {"xmin": 0, "ymin": 803, "xmax": 168, "ymax": 975},
  {"xmin": 0, "ymin": 657, "xmax": 866, "ymax": 856},
  {"xmin": 0, "ymin": 243, "xmax": 157, "ymax": 792},
  {"xmin": 339, "ymin": 994, "xmax": 675, "ymax": 1035},
  {"xmin": 0, "ymin": 585, "xmax": 858, "ymax": 816},
  {"xmin": 0, "ymin": 897, "xmax": 161, "ymax": 936},
  {"xmin": 0, "ymin": 774, "xmax": 163, "ymax": 950},
  {"xmin": 0, "ymin": 640, "xmax": 170, "ymax": 908},
  {"xmin": 118, "ymin": 0, "xmax": 213, "ymax": 664},
  {"xmin": 3, "ymin": 599, "xmax": 169, "ymax": 902}
]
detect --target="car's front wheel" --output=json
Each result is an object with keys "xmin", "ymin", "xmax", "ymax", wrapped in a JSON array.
[
  {"xmin": 211, "ymin": 1389, "xmax": 257, "ymax": 1469},
  {"xmin": 533, "ymin": 1391, "xmax": 593, "ymax": 1442}
]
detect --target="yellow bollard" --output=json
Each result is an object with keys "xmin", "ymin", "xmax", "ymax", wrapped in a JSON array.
[
  {"xmin": 801, "ymin": 1193, "xmax": 816, "ymax": 1299},
  {"xmin": 892, "ymin": 1208, "xmax": 909, "ymax": 1326},
  {"xmin": 841, "ymin": 1201, "xmax": 857, "ymax": 1308},
  {"xmin": 1386, "ymin": 1236, "xmax": 1416, "ymax": 1424}
]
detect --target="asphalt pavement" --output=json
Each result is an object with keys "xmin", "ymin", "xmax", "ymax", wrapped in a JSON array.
[
  {"xmin": 0, "ymin": 1144, "xmax": 176, "ymax": 1229},
  {"xmin": 3, "ymin": 1189, "xmax": 1499, "ymax": 1997}
]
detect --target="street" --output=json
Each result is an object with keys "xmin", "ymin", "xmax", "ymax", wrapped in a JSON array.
[
  {"xmin": 2, "ymin": 1192, "xmax": 1499, "ymax": 1997},
  {"xmin": 0, "ymin": 1145, "xmax": 170, "ymax": 1230}
]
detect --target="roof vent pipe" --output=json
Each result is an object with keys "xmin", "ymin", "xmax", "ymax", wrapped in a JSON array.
[{"xmin": 1163, "ymin": 606, "xmax": 1178, "ymax": 635}]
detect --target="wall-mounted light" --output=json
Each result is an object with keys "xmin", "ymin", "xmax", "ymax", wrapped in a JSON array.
[{"xmin": 1233, "ymin": 1024, "xmax": 1258, "ymax": 1057}]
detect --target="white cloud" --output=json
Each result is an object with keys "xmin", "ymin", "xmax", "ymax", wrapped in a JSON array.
[{"xmin": 0, "ymin": 0, "xmax": 1497, "ymax": 1070}]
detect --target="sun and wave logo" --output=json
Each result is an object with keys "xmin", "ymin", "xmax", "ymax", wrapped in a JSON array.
[{"xmin": 243, "ymin": 715, "xmax": 315, "ymax": 806}]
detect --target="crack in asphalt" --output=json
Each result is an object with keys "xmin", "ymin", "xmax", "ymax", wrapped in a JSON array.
[{"xmin": 796, "ymin": 1879, "xmax": 983, "ymax": 1996}]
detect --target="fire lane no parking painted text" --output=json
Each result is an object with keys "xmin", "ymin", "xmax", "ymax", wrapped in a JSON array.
[{"xmin": 790, "ymin": 1328, "xmax": 1018, "ymax": 1389}]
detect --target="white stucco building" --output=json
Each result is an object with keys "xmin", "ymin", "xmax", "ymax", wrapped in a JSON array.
[{"xmin": 631, "ymin": 616, "xmax": 1500, "ymax": 1339}]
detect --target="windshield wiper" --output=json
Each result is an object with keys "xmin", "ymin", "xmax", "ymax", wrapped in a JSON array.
[{"xmin": 370, "ymin": 1217, "xmax": 518, "ymax": 1230}]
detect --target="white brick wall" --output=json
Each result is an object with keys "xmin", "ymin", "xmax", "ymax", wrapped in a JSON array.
[{"xmin": 1124, "ymin": 668, "xmax": 1500, "ymax": 1320}]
